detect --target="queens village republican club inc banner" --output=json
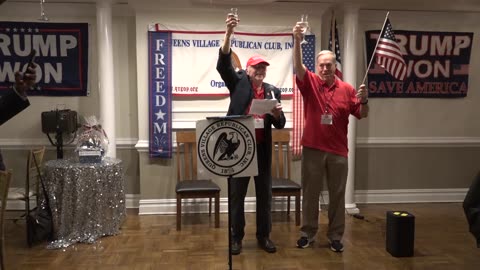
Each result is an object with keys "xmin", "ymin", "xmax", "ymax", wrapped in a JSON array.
[
  {"xmin": 149, "ymin": 23, "xmax": 295, "ymax": 97},
  {"xmin": 147, "ymin": 23, "xmax": 307, "ymax": 158},
  {"xmin": 0, "ymin": 22, "xmax": 89, "ymax": 96},
  {"xmin": 365, "ymin": 30, "xmax": 473, "ymax": 98}
]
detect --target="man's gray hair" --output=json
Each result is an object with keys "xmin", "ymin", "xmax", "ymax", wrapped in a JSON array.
[{"xmin": 316, "ymin": 50, "xmax": 336, "ymax": 64}]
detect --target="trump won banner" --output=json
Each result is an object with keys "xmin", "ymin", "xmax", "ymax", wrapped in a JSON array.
[
  {"xmin": 148, "ymin": 23, "xmax": 296, "ymax": 97},
  {"xmin": 0, "ymin": 22, "xmax": 89, "ymax": 96},
  {"xmin": 365, "ymin": 29, "xmax": 473, "ymax": 98}
]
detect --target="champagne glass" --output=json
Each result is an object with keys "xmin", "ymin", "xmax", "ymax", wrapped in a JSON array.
[
  {"xmin": 299, "ymin": 14, "xmax": 309, "ymax": 45},
  {"xmin": 39, "ymin": 0, "xmax": 49, "ymax": 21},
  {"xmin": 230, "ymin": 8, "xmax": 238, "ymax": 40}
]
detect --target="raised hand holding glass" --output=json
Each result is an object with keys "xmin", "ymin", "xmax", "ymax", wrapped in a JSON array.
[
  {"xmin": 230, "ymin": 8, "xmax": 239, "ymax": 40},
  {"xmin": 299, "ymin": 14, "xmax": 309, "ymax": 45}
]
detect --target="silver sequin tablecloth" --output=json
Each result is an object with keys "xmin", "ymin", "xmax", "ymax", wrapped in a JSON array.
[{"xmin": 43, "ymin": 157, "xmax": 126, "ymax": 249}]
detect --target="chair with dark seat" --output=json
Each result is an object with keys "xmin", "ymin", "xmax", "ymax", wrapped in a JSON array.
[
  {"xmin": 175, "ymin": 131, "xmax": 220, "ymax": 231},
  {"xmin": 0, "ymin": 170, "xmax": 12, "ymax": 270},
  {"xmin": 7, "ymin": 146, "xmax": 45, "ymax": 222},
  {"xmin": 271, "ymin": 130, "xmax": 301, "ymax": 226},
  {"xmin": 6, "ymin": 147, "xmax": 45, "ymax": 247}
]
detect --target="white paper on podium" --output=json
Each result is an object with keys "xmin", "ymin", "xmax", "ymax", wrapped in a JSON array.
[{"xmin": 249, "ymin": 99, "xmax": 278, "ymax": 115}]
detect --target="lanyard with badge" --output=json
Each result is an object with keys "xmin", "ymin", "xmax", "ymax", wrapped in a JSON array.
[{"xmin": 321, "ymin": 85, "xmax": 335, "ymax": 125}]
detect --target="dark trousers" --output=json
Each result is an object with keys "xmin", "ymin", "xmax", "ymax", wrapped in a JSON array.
[
  {"xmin": 230, "ymin": 143, "xmax": 272, "ymax": 241},
  {"xmin": 0, "ymin": 150, "xmax": 5, "ymax": 171},
  {"xmin": 464, "ymin": 171, "xmax": 480, "ymax": 247}
]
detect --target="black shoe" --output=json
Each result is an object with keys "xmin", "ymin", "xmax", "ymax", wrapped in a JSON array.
[
  {"xmin": 329, "ymin": 240, "xmax": 344, "ymax": 252},
  {"xmin": 231, "ymin": 240, "xmax": 242, "ymax": 255},
  {"xmin": 258, "ymin": 238, "xmax": 277, "ymax": 253},
  {"xmin": 296, "ymin": 236, "xmax": 314, "ymax": 248}
]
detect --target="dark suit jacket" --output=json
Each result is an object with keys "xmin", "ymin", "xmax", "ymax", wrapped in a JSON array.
[
  {"xmin": 0, "ymin": 88, "xmax": 30, "ymax": 126},
  {"xmin": 464, "ymin": 171, "xmax": 480, "ymax": 247},
  {"xmin": 216, "ymin": 49, "xmax": 286, "ymax": 166}
]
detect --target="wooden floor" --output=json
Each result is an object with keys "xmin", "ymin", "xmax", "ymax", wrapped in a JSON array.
[{"xmin": 3, "ymin": 203, "xmax": 479, "ymax": 270}]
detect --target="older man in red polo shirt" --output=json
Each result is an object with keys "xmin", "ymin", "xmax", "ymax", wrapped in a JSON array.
[{"xmin": 292, "ymin": 21, "xmax": 369, "ymax": 253}]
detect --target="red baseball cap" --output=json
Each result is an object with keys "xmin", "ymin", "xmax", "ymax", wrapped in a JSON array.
[{"xmin": 246, "ymin": 55, "xmax": 270, "ymax": 67}]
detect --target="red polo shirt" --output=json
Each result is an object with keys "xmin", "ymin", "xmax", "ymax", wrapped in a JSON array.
[{"xmin": 296, "ymin": 70, "xmax": 362, "ymax": 157}]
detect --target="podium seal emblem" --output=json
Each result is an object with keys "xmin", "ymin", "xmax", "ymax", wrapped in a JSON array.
[{"xmin": 198, "ymin": 119, "xmax": 256, "ymax": 176}]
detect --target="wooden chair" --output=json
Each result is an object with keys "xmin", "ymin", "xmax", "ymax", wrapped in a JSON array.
[
  {"xmin": 0, "ymin": 170, "xmax": 12, "ymax": 270},
  {"xmin": 7, "ymin": 146, "xmax": 46, "ymax": 224},
  {"xmin": 175, "ymin": 131, "xmax": 220, "ymax": 231},
  {"xmin": 271, "ymin": 130, "xmax": 301, "ymax": 226}
]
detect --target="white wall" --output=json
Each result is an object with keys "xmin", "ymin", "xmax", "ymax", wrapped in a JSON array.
[
  {"xmin": 2, "ymin": 0, "xmax": 480, "ymax": 207},
  {"xmin": 0, "ymin": 2, "xmax": 137, "ymax": 144}
]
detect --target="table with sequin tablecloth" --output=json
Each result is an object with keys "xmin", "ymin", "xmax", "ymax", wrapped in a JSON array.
[{"xmin": 43, "ymin": 157, "xmax": 126, "ymax": 249}]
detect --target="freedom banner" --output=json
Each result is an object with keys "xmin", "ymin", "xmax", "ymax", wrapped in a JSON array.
[
  {"xmin": 365, "ymin": 30, "xmax": 473, "ymax": 98},
  {"xmin": 149, "ymin": 31, "xmax": 173, "ymax": 158},
  {"xmin": 149, "ymin": 23, "xmax": 296, "ymax": 97},
  {"xmin": 0, "ymin": 22, "xmax": 89, "ymax": 96}
]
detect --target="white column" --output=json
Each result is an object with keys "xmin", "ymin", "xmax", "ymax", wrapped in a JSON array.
[
  {"xmin": 96, "ymin": 0, "xmax": 116, "ymax": 157},
  {"xmin": 343, "ymin": 5, "xmax": 360, "ymax": 214}
]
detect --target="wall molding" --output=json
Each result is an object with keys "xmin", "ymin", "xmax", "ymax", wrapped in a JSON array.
[
  {"xmin": 135, "ymin": 136, "xmax": 480, "ymax": 151},
  {"xmin": 137, "ymin": 188, "xmax": 468, "ymax": 215},
  {"xmin": 7, "ymin": 189, "xmax": 466, "ymax": 213},
  {"xmin": 356, "ymin": 137, "xmax": 480, "ymax": 148},
  {"xmin": 0, "ymin": 138, "xmax": 138, "ymax": 150},
  {"xmin": 7, "ymin": 193, "xmax": 140, "ymax": 211},
  {"xmin": 2, "ymin": 136, "xmax": 480, "ymax": 151}
]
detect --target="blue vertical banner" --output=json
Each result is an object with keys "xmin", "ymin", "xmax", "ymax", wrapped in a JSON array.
[
  {"xmin": 148, "ymin": 31, "xmax": 172, "ymax": 158},
  {"xmin": 0, "ymin": 22, "xmax": 88, "ymax": 96}
]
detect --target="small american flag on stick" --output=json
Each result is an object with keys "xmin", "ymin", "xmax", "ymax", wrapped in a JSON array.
[
  {"xmin": 362, "ymin": 13, "xmax": 407, "ymax": 84},
  {"xmin": 375, "ymin": 18, "xmax": 407, "ymax": 80}
]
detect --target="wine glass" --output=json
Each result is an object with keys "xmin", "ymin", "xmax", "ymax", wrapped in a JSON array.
[
  {"xmin": 299, "ymin": 14, "xmax": 309, "ymax": 45},
  {"xmin": 230, "ymin": 8, "xmax": 238, "ymax": 40},
  {"xmin": 39, "ymin": 0, "xmax": 49, "ymax": 21}
]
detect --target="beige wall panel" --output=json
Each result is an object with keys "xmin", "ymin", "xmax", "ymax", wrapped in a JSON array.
[{"xmin": 355, "ymin": 147, "xmax": 480, "ymax": 190}]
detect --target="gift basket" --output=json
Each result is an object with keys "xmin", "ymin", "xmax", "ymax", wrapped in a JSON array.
[{"xmin": 75, "ymin": 116, "xmax": 109, "ymax": 163}]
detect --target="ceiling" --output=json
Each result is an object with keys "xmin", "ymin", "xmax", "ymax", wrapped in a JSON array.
[{"xmin": 4, "ymin": 0, "xmax": 480, "ymax": 12}]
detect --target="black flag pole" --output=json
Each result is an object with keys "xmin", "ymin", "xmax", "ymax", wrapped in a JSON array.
[{"xmin": 361, "ymin": 12, "xmax": 390, "ymax": 85}]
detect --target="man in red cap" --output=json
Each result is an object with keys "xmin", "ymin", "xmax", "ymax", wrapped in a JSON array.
[{"xmin": 216, "ymin": 13, "xmax": 286, "ymax": 255}]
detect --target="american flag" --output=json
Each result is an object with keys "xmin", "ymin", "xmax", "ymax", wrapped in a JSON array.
[
  {"xmin": 375, "ymin": 19, "xmax": 407, "ymax": 80},
  {"xmin": 292, "ymin": 35, "xmax": 315, "ymax": 159},
  {"xmin": 328, "ymin": 18, "xmax": 343, "ymax": 80}
]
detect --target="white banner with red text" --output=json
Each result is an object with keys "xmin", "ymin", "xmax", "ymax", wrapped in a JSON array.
[{"xmin": 149, "ymin": 23, "xmax": 296, "ymax": 97}]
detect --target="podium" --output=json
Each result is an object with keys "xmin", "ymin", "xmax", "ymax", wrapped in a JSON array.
[{"xmin": 196, "ymin": 115, "xmax": 257, "ymax": 270}]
